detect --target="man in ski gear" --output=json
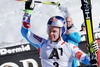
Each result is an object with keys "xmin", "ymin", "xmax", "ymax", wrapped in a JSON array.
[
  {"xmin": 62, "ymin": 16, "xmax": 81, "ymax": 67},
  {"xmin": 21, "ymin": 0, "xmax": 99, "ymax": 67}
]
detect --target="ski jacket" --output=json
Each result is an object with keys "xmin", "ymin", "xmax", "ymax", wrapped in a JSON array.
[
  {"xmin": 21, "ymin": 12, "xmax": 90, "ymax": 67},
  {"xmin": 62, "ymin": 27, "xmax": 81, "ymax": 46}
]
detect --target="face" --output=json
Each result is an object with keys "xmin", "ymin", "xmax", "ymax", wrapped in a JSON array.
[
  {"xmin": 82, "ymin": 26, "xmax": 86, "ymax": 31},
  {"xmin": 48, "ymin": 26, "xmax": 60, "ymax": 42},
  {"xmin": 66, "ymin": 17, "xmax": 73, "ymax": 27}
]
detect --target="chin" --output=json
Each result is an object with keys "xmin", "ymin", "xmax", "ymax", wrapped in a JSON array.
[
  {"xmin": 49, "ymin": 38, "xmax": 57, "ymax": 42},
  {"xmin": 51, "ymin": 39, "xmax": 57, "ymax": 42}
]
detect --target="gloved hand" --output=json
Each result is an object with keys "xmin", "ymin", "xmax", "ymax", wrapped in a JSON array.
[
  {"xmin": 25, "ymin": 0, "xmax": 35, "ymax": 10},
  {"xmin": 92, "ymin": 40, "xmax": 99, "ymax": 52}
]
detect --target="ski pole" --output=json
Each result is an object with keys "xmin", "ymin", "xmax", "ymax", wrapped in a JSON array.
[{"xmin": 16, "ymin": 0, "xmax": 60, "ymax": 6}]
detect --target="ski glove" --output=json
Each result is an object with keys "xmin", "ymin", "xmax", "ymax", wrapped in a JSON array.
[
  {"xmin": 92, "ymin": 40, "xmax": 99, "ymax": 52},
  {"xmin": 25, "ymin": 0, "xmax": 35, "ymax": 10}
]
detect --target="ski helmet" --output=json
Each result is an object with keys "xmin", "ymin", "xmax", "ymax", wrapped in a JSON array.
[{"xmin": 47, "ymin": 16, "xmax": 66, "ymax": 36}]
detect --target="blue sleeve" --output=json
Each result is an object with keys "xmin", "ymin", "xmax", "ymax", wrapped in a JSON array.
[
  {"xmin": 21, "ymin": 27, "xmax": 39, "ymax": 49},
  {"xmin": 68, "ymin": 32, "xmax": 81, "ymax": 43},
  {"xmin": 81, "ymin": 55, "xmax": 90, "ymax": 65},
  {"xmin": 62, "ymin": 34, "xmax": 68, "ymax": 41}
]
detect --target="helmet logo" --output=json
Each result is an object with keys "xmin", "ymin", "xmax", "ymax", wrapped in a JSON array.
[{"xmin": 50, "ymin": 17, "xmax": 58, "ymax": 22}]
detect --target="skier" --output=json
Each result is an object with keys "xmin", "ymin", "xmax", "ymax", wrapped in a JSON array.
[
  {"xmin": 62, "ymin": 16, "xmax": 81, "ymax": 67},
  {"xmin": 21, "ymin": 0, "xmax": 99, "ymax": 67}
]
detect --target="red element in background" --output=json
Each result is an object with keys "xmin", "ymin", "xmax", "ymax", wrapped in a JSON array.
[
  {"xmin": 97, "ymin": 39, "xmax": 100, "ymax": 67},
  {"xmin": 38, "ymin": 48, "xmax": 40, "ymax": 54}
]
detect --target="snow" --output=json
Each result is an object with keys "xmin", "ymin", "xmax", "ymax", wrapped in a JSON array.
[{"xmin": 0, "ymin": 0, "xmax": 100, "ymax": 48}]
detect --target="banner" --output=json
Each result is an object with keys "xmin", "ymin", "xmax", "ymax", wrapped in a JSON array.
[{"xmin": 0, "ymin": 43, "xmax": 41, "ymax": 67}]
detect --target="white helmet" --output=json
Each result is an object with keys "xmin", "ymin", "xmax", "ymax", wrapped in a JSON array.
[{"xmin": 47, "ymin": 16, "xmax": 66, "ymax": 36}]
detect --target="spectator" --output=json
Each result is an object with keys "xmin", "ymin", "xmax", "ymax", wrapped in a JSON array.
[{"xmin": 80, "ymin": 23, "xmax": 86, "ymax": 31}]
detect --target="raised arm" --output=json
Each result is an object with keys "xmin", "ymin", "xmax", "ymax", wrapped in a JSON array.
[{"xmin": 21, "ymin": 0, "xmax": 46, "ymax": 49}]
